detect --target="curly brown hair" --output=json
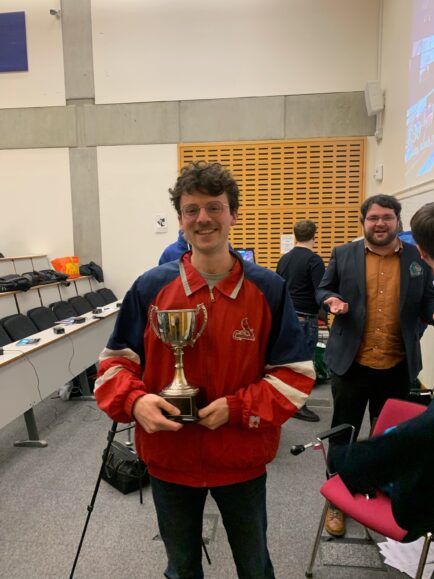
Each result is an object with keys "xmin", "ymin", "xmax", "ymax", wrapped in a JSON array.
[{"xmin": 169, "ymin": 161, "xmax": 240, "ymax": 215}]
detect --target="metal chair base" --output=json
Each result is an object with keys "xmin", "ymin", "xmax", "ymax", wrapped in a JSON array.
[{"xmin": 306, "ymin": 501, "xmax": 432, "ymax": 579}]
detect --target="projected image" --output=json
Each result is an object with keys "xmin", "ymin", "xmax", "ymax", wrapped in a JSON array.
[{"xmin": 405, "ymin": 0, "xmax": 434, "ymax": 184}]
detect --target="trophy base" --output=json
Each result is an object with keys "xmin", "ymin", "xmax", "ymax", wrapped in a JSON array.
[{"xmin": 160, "ymin": 394, "xmax": 199, "ymax": 423}]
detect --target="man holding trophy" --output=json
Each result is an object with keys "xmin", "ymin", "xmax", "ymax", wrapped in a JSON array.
[{"xmin": 95, "ymin": 161, "xmax": 315, "ymax": 579}]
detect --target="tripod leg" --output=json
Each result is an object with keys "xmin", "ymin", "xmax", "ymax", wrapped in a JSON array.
[
  {"xmin": 202, "ymin": 538, "xmax": 211, "ymax": 565},
  {"xmin": 139, "ymin": 473, "xmax": 143, "ymax": 505},
  {"xmin": 69, "ymin": 421, "xmax": 118, "ymax": 579}
]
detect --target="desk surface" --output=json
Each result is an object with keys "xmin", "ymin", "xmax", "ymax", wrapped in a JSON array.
[
  {"xmin": 0, "ymin": 349, "xmax": 24, "ymax": 367},
  {"xmin": 0, "ymin": 303, "xmax": 119, "ymax": 429},
  {"xmin": 1, "ymin": 303, "xmax": 119, "ymax": 358}
]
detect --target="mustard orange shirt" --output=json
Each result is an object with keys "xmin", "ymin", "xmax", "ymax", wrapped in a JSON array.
[{"xmin": 355, "ymin": 241, "xmax": 405, "ymax": 369}]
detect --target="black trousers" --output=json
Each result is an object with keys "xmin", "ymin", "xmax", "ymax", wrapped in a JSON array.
[{"xmin": 328, "ymin": 359, "xmax": 411, "ymax": 473}]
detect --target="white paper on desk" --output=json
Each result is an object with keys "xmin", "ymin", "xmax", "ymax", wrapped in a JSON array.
[
  {"xmin": 55, "ymin": 318, "xmax": 76, "ymax": 325},
  {"xmin": 378, "ymin": 537, "xmax": 434, "ymax": 579}
]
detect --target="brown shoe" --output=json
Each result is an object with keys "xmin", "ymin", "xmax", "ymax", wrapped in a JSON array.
[{"xmin": 325, "ymin": 506, "xmax": 346, "ymax": 537}]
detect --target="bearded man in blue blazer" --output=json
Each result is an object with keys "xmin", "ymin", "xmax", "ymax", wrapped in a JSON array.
[{"xmin": 316, "ymin": 194, "xmax": 434, "ymax": 537}]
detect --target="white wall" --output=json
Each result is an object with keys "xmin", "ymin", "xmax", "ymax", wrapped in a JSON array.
[
  {"xmin": 373, "ymin": 0, "xmax": 434, "ymax": 388},
  {"xmin": 97, "ymin": 144, "xmax": 179, "ymax": 297},
  {"xmin": 376, "ymin": 0, "xmax": 434, "ymax": 197},
  {"xmin": 0, "ymin": 148, "xmax": 74, "ymax": 259},
  {"xmin": 376, "ymin": 0, "xmax": 411, "ymax": 195},
  {"xmin": 91, "ymin": 0, "xmax": 380, "ymax": 104},
  {"xmin": 0, "ymin": 0, "xmax": 65, "ymax": 108}
]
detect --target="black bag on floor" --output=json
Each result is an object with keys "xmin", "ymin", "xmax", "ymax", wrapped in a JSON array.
[{"xmin": 102, "ymin": 441, "xmax": 149, "ymax": 494}]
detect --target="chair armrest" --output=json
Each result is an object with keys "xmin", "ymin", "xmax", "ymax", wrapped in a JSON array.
[
  {"xmin": 290, "ymin": 424, "xmax": 355, "ymax": 457},
  {"xmin": 317, "ymin": 423, "xmax": 355, "ymax": 443}
]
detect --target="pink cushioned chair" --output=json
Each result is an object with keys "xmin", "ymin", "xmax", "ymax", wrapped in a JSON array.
[{"xmin": 304, "ymin": 399, "xmax": 431, "ymax": 578}]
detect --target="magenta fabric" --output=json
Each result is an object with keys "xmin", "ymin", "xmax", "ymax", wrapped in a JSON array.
[
  {"xmin": 372, "ymin": 398, "xmax": 426, "ymax": 436},
  {"xmin": 320, "ymin": 475, "xmax": 407, "ymax": 541}
]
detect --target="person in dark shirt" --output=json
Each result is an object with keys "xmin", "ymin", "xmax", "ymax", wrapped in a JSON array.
[{"xmin": 276, "ymin": 220, "xmax": 325, "ymax": 421}]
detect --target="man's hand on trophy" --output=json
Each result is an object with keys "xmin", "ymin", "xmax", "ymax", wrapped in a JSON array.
[
  {"xmin": 133, "ymin": 394, "xmax": 183, "ymax": 433},
  {"xmin": 198, "ymin": 397, "xmax": 229, "ymax": 430}
]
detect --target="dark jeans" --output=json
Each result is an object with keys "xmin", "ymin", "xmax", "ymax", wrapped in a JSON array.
[
  {"xmin": 297, "ymin": 314, "xmax": 318, "ymax": 360},
  {"xmin": 328, "ymin": 359, "xmax": 410, "ymax": 473},
  {"xmin": 150, "ymin": 474, "xmax": 275, "ymax": 579},
  {"xmin": 298, "ymin": 315, "xmax": 318, "ymax": 412}
]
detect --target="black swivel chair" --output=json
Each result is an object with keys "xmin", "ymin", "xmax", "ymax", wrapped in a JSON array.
[
  {"xmin": 27, "ymin": 306, "xmax": 58, "ymax": 331},
  {"xmin": 69, "ymin": 296, "xmax": 93, "ymax": 315},
  {"xmin": 84, "ymin": 291, "xmax": 106, "ymax": 309},
  {"xmin": 50, "ymin": 300, "xmax": 77, "ymax": 321},
  {"xmin": 0, "ymin": 323, "xmax": 12, "ymax": 346},
  {"xmin": 97, "ymin": 288, "xmax": 118, "ymax": 304},
  {"xmin": 1, "ymin": 314, "xmax": 39, "ymax": 341}
]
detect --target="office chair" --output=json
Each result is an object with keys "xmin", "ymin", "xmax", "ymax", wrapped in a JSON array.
[
  {"xmin": 84, "ymin": 291, "xmax": 106, "ymax": 309},
  {"xmin": 1, "ymin": 313, "xmax": 39, "ymax": 340},
  {"xmin": 50, "ymin": 300, "xmax": 77, "ymax": 320},
  {"xmin": 27, "ymin": 306, "xmax": 57, "ymax": 331},
  {"xmin": 296, "ymin": 399, "xmax": 431, "ymax": 578},
  {"xmin": 0, "ymin": 323, "xmax": 12, "ymax": 346},
  {"xmin": 69, "ymin": 296, "xmax": 93, "ymax": 315},
  {"xmin": 97, "ymin": 288, "xmax": 117, "ymax": 304}
]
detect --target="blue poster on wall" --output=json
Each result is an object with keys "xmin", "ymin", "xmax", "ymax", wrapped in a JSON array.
[{"xmin": 0, "ymin": 11, "xmax": 28, "ymax": 73}]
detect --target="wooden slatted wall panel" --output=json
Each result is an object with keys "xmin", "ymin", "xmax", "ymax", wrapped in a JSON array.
[{"xmin": 179, "ymin": 139, "xmax": 365, "ymax": 269}]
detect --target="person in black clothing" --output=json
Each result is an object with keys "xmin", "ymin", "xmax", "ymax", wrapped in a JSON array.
[{"xmin": 276, "ymin": 220, "xmax": 325, "ymax": 421}]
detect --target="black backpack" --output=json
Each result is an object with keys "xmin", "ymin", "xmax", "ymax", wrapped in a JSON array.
[
  {"xmin": 79, "ymin": 261, "xmax": 104, "ymax": 283},
  {"xmin": 21, "ymin": 271, "xmax": 47, "ymax": 287},
  {"xmin": 38, "ymin": 269, "xmax": 70, "ymax": 284},
  {"xmin": 0, "ymin": 274, "xmax": 31, "ymax": 293},
  {"xmin": 22, "ymin": 269, "xmax": 70, "ymax": 287}
]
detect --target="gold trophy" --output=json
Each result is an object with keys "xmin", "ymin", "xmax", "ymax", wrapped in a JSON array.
[{"xmin": 149, "ymin": 304, "xmax": 208, "ymax": 422}]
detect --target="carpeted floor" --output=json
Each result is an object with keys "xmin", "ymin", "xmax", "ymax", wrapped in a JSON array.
[{"xmin": 0, "ymin": 382, "xmax": 409, "ymax": 579}]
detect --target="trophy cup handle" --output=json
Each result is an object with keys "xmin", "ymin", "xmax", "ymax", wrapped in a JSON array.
[
  {"xmin": 149, "ymin": 305, "xmax": 161, "ymax": 339},
  {"xmin": 191, "ymin": 303, "xmax": 208, "ymax": 345}
]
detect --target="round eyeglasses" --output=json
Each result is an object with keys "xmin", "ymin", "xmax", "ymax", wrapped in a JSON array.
[
  {"xmin": 365, "ymin": 215, "xmax": 397, "ymax": 223},
  {"xmin": 180, "ymin": 201, "xmax": 230, "ymax": 220}
]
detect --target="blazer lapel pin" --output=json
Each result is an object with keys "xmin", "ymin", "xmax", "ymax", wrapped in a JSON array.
[{"xmin": 409, "ymin": 261, "xmax": 423, "ymax": 277}]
